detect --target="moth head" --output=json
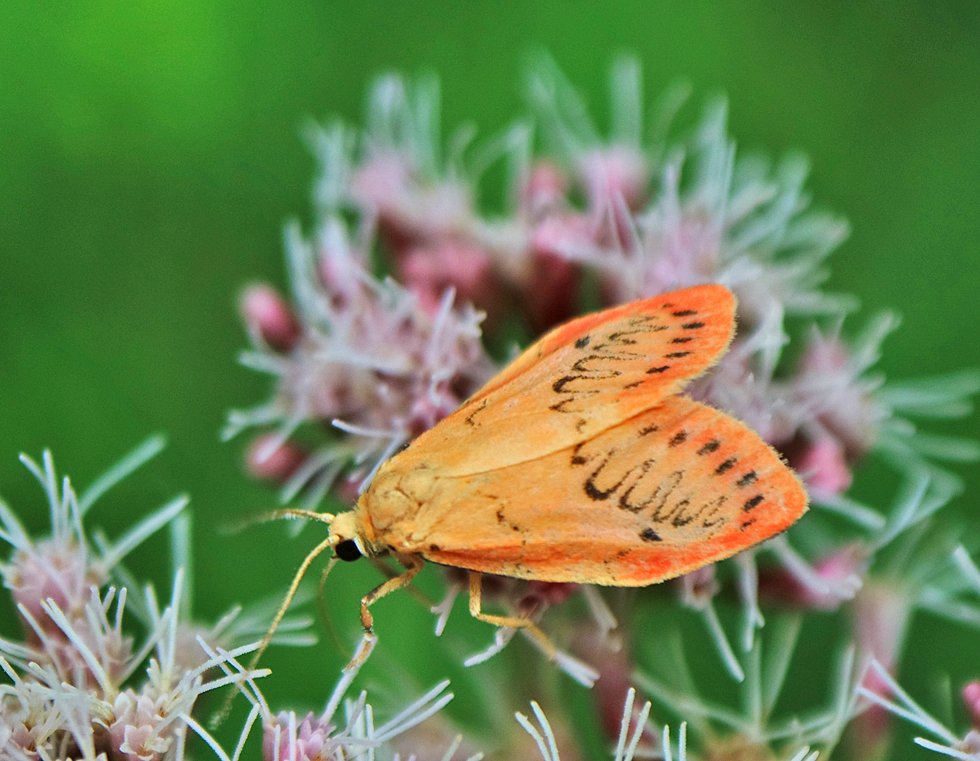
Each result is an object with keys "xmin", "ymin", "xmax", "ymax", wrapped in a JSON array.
[{"xmin": 329, "ymin": 510, "xmax": 372, "ymax": 561}]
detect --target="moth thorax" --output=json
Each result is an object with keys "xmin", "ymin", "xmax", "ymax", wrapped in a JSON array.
[{"xmin": 361, "ymin": 465, "xmax": 433, "ymax": 531}]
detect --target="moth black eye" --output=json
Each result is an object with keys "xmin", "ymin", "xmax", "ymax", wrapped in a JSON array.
[{"xmin": 335, "ymin": 539, "xmax": 362, "ymax": 562}]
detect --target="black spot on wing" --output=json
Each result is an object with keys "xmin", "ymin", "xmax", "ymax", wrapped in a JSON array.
[
  {"xmin": 575, "ymin": 335, "xmax": 590, "ymax": 348},
  {"xmin": 737, "ymin": 471, "xmax": 758, "ymax": 488},
  {"xmin": 671, "ymin": 309, "xmax": 697, "ymax": 317},
  {"xmin": 698, "ymin": 439, "xmax": 720, "ymax": 455},
  {"xmin": 743, "ymin": 495, "xmax": 764, "ymax": 512},
  {"xmin": 671, "ymin": 337, "xmax": 693, "ymax": 344},
  {"xmin": 665, "ymin": 351, "xmax": 692, "ymax": 358},
  {"xmin": 669, "ymin": 431, "xmax": 687, "ymax": 447},
  {"xmin": 640, "ymin": 527, "xmax": 662, "ymax": 542},
  {"xmin": 682, "ymin": 321, "xmax": 705, "ymax": 329},
  {"xmin": 646, "ymin": 365, "xmax": 670, "ymax": 374},
  {"xmin": 715, "ymin": 457, "xmax": 737, "ymax": 475}
]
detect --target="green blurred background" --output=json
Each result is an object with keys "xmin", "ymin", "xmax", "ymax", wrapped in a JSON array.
[{"xmin": 2, "ymin": 1, "xmax": 979, "ymax": 758}]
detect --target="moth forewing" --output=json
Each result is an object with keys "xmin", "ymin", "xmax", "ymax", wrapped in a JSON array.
[{"xmin": 383, "ymin": 284, "xmax": 738, "ymax": 480}]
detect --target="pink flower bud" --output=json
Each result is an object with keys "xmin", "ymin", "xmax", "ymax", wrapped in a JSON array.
[
  {"xmin": 240, "ymin": 284, "xmax": 301, "ymax": 353},
  {"xmin": 398, "ymin": 239, "xmax": 504, "ymax": 327},
  {"xmin": 246, "ymin": 435, "xmax": 309, "ymax": 483},
  {"xmin": 7, "ymin": 541, "xmax": 100, "ymax": 642},
  {"xmin": 263, "ymin": 712, "xmax": 331, "ymax": 761},
  {"xmin": 794, "ymin": 330, "xmax": 880, "ymax": 460},
  {"xmin": 577, "ymin": 146, "xmax": 650, "ymax": 211},
  {"xmin": 847, "ymin": 581, "xmax": 914, "ymax": 760},
  {"xmin": 794, "ymin": 437, "xmax": 854, "ymax": 496},
  {"xmin": 759, "ymin": 544, "xmax": 867, "ymax": 611},
  {"xmin": 964, "ymin": 681, "xmax": 980, "ymax": 730},
  {"xmin": 798, "ymin": 332, "xmax": 851, "ymax": 376},
  {"xmin": 351, "ymin": 152, "xmax": 473, "ymax": 257},
  {"xmin": 520, "ymin": 161, "xmax": 569, "ymax": 217}
]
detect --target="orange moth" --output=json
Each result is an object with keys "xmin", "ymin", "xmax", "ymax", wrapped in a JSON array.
[{"xmin": 260, "ymin": 283, "xmax": 808, "ymax": 664}]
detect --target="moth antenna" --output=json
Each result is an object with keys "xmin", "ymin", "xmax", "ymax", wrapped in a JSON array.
[
  {"xmin": 256, "ymin": 507, "xmax": 336, "ymax": 525},
  {"xmin": 223, "ymin": 507, "xmax": 335, "ymax": 534},
  {"xmin": 214, "ymin": 533, "xmax": 338, "ymax": 726},
  {"xmin": 256, "ymin": 535, "xmax": 339, "ymax": 666}
]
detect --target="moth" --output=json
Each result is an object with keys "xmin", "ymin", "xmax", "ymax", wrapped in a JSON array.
[{"xmin": 259, "ymin": 284, "xmax": 808, "ymax": 663}]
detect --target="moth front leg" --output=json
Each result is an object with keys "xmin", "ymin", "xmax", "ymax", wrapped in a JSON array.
[{"xmin": 359, "ymin": 552, "xmax": 425, "ymax": 634}]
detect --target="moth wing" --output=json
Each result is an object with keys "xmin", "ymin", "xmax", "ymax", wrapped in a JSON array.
[
  {"xmin": 368, "ymin": 395, "xmax": 807, "ymax": 585},
  {"xmin": 396, "ymin": 284, "xmax": 736, "ymax": 477}
]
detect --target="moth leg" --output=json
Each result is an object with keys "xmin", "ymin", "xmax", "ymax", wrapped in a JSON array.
[
  {"xmin": 344, "ymin": 554, "xmax": 424, "ymax": 672},
  {"xmin": 368, "ymin": 556, "xmax": 435, "ymax": 608},
  {"xmin": 359, "ymin": 552, "xmax": 424, "ymax": 634},
  {"xmin": 467, "ymin": 571, "xmax": 557, "ymax": 659}
]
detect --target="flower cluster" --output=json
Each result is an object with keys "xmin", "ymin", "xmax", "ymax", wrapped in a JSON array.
[
  {"xmin": 0, "ymin": 439, "xmax": 265, "ymax": 760},
  {"xmin": 0, "ymin": 443, "xmax": 495, "ymax": 760},
  {"xmin": 225, "ymin": 56, "xmax": 978, "ymax": 759}
]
